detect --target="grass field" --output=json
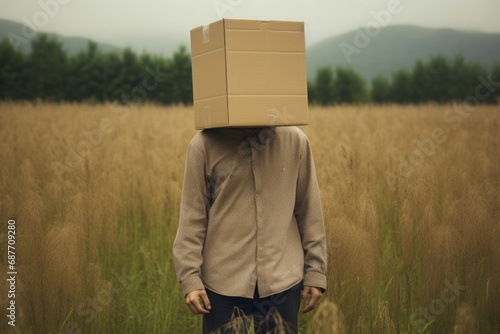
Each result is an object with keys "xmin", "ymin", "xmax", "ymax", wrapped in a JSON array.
[{"xmin": 0, "ymin": 102, "xmax": 499, "ymax": 333}]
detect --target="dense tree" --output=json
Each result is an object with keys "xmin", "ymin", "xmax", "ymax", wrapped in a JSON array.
[
  {"xmin": 333, "ymin": 67, "xmax": 366, "ymax": 104},
  {"xmin": 28, "ymin": 34, "xmax": 68, "ymax": 101},
  {"xmin": 448, "ymin": 54, "xmax": 469, "ymax": 101},
  {"xmin": 313, "ymin": 67, "xmax": 335, "ymax": 106},
  {"xmin": 0, "ymin": 40, "xmax": 26, "ymax": 100},
  {"xmin": 67, "ymin": 41, "xmax": 105, "ymax": 102},
  {"xmin": 389, "ymin": 69, "xmax": 413, "ymax": 104},
  {"xmin": 371, "ymin": 75, "xmax": 391, "ymax": 104},
  {"xmin": 411, "ymin": 60, "xmax": 428, "ymax": 103},
  {"xmin": 307, "ymin": 80, "xmax": 315, "ymax": 104},
  {"xmin": 101, "ymin": 52, "xmax": 127, "ymax": 101},
  {"xmin": 425, "ymin": 55, "xmax": 453, "ymax": 103},
  {"xmin": 169, "ymin": 46, "xmax": 192, "ymax": 105},
  {"xmin": 492, "ymin": 62, "xmax": 500, "ymax": 103}
]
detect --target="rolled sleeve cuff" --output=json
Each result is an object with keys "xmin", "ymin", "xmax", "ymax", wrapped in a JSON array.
[
  {"xmin": 180, "ymin": 275, "xmax": 205, "ymax": 297},
  {"xmin": 303, "ymin": 271, "xmax": 327, "ymax": 292}
]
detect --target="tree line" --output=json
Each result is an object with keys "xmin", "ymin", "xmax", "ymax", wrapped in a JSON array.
[
  {"xmin": 0, "ymin": 34, "xmax": 192, "ymax": 105},
  {"xmin": 309, "ymin": 56, "xmax": 500, "ymax": 105},
  {"xmin": 1, "ymin": 33, "xmax": 499, "ymax": 105}
]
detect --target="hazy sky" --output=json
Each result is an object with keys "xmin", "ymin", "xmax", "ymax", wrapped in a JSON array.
[{"xmin": 2, "ymin": 0, "xmax": 500, "ymax": 47}]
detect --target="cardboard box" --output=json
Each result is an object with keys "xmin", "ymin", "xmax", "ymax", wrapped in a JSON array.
[{"xmin": 190, "ymin": 19, "xmax": 309, "ymax": 129}]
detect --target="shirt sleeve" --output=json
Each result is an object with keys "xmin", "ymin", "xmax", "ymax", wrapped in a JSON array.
[
  {"xmin": 294, "ymin": 134, "xmax": 328, "ymax": 291},
  {"xmin": 173, "ymin": 135, "xmax": 209, "ymax": 297}
]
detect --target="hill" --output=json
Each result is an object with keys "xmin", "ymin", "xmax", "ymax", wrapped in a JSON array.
[
  {"xmin": 306, "ymin": 25, "xmax": 500, "ymax": 83},
  {"xmin": 0, "ymin": 18, "xmax": 188, "ymax": 57},
  {"xmin": 0, "ymin": 18, "xmax": 122, "ymax": 55},
  {"xmin": 0, "ymin": 18, "xmax": 184, "ymax": 56}
]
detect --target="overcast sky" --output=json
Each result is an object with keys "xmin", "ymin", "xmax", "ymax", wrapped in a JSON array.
[{"xmin": 2, "ymin": 0, "xmax": 500, "ymax": 47}]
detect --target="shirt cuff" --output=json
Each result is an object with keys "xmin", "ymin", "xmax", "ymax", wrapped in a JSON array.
[
  {"xmin": 303, "ymin": 271, "xmax": 327, "ymax": 292},
  {"xmin": 180, "ymin": 275, "xmax": 205, "ymax": 297}
]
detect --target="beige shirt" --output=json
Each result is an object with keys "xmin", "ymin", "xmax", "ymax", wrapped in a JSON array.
[{"xmin": 173, "ymin": 126, "xmax": 327, "ymax": 298}]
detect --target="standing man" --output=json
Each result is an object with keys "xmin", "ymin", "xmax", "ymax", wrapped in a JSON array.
[{"xmin": 173, "ymin": 125, "xmax": 327, "ymax": 333}]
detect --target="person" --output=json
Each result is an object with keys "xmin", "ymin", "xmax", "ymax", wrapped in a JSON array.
[{"xmin": 173, "ymin": 125, "xmax": 327, "ymax": 334}]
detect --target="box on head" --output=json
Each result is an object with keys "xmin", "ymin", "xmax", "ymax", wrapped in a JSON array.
[{"xmin": 190, "ymin": 18, "xmax": 309, "ymax": 129}]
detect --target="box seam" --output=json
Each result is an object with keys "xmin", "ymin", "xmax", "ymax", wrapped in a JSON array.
[{"xmin": 223, "ymin": 18, "xmax": 230, "ymax": 126}]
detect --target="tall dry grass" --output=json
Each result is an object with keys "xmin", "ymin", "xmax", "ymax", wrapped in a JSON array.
[
  {"xmin": 0, "ymin": 102, "xmax": 194, "ymax": 333},
  {"xmin": 0, "ymin": 102, "xmax": 498, "ymax": 333},
  {"xmin": 305, "ymin": 104, "xmax": 499, "ymax": 333}
]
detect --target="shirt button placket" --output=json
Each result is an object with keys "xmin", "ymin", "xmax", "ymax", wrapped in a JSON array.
[{"xmin": 251, "ymin": 139, "xmax": 264, "ymax": 292}]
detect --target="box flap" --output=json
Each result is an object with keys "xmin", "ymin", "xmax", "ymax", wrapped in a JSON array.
[
  {"xmin": 225, "ymin": 19, "xmax": 305, "ymax": 52},
  {"xmin": 194, "ymin": 96, "xmax": 229, "ymax": 129},
  {"xmin": 190, "ymin": 19, "xmax": 225, "ymax": 57},
  {"xmin": 223, "ymin": 19, "xmax": 304, "ymax": 32}
]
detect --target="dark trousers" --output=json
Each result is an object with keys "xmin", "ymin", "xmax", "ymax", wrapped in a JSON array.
[{"xmin": 203, "ymin": 281, "xmax": 303, "ymax": 334}]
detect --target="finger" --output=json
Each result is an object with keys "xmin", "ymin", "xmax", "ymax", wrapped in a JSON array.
[
  {"xmin": 200, "ymin": 290, "xmax": 212, "ymax": 311},
  {"xmin": 192, "ymin": 300, "xmax": 210, "ymax": 314},
  {"xmin": 302, "ymin": 291, "xmax": 321, "ymax": 314},
  {"xmin": 186, "ymin": 301, "xmax": 198, "ymax": 315},
  {"xmin": 190, "ymin": 295, "xmax": 210, "ymax": 314},
  {"xmin": 185, "ymin": 295, "xmax": 197, "ymax": 314},
  {"xmin": 301, "ymin": 286, "xmax": 310, "ymax": 301},
  {"xmin": 186, "ymin": 292, "xmax": 210, "ymax": 315}
]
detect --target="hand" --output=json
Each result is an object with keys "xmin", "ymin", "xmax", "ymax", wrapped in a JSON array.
[
  {"xmin": 301, "ymin": 286, "xmax": 323, "ymax": 313},
  {"xmin": 185, "ymin": 289, "xmax": 211, "ymax": 315}
]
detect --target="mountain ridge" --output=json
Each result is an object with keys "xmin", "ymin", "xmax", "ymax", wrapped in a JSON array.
[
  {"xmin": 0, "ymin": 18, "xmax": 184, "ymax": 56},
  {"xmin": 0, "ymin": 18, "xmax": 122, "ymax": 55},
  {"xmin": 306, "ymin": 24, "xmax": 500, "ymax": 82}
]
